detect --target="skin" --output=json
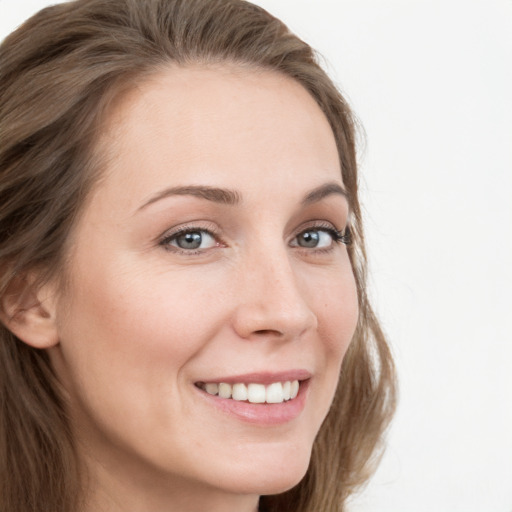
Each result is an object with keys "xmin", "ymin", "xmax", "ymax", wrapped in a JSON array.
[{"xmin": 42, "ymin": 66, "xmax": 359, "ymax": 512}]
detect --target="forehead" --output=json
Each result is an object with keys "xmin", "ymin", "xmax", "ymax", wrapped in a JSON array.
[{"xmin": 95, "ymin": 64, "xmax": 342, "ymax": 209}]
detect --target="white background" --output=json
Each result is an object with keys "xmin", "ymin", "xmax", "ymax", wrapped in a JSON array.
[{"xmin": 1, "ymin": 1, "xmax": 511, "ymax": 511}]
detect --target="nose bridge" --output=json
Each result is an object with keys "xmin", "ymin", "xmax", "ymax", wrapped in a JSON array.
[{"xmin": 232, "ymin": 237, "xmax": 317, "ymax": 340}]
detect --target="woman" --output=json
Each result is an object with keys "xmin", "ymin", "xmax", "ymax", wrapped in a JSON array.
[{"xmin": 0, "ymin": 1, "xmax": 396, "ymax": 511}]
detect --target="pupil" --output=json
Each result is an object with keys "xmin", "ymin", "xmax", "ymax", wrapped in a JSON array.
[
  {"xmin": 300, "ymin": 231, "xmax": 319, "ymax": 248},
  {"xmin": 177, "ymin": 232, "xmax": 202, "ymax": 249}
]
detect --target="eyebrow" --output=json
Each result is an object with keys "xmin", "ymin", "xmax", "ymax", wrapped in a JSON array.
[
  {"xmin": 139, "ymin": 185, "xmax": 242, "ymax": 210},
  {"xmin": 138, "ymin": 181, "xmax": 348, "ymax": 211},
  {"xmin": 301, "ymin": 182, "xmax": 349, "ymax": 205}
]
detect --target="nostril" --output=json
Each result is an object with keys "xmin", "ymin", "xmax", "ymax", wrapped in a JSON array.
[{"xmin": 254, "ymin": 329, "xmax": 283, "ymax": 336}]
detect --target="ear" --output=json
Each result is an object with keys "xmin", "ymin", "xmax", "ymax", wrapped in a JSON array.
[{"xmin": 0, "ymin": 272, "xmax": 59, "ymax": 349}]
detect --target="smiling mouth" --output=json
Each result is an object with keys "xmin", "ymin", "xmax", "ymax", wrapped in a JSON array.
[{"xmin": 195, "ymin": 380, "xmax": 301, "ymax": 404}]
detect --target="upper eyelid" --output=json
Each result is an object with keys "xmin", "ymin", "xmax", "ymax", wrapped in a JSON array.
[
  {"xmin": 290, "ymin": 219, "xmax": 344, "ymax": 236},
  {"xmin": 289, "ymin": 225, "xmax": 340, "ymax": 245},
  {"xmin": 158, "ymin": 222, "xmax": 220, "ymax": 241}
]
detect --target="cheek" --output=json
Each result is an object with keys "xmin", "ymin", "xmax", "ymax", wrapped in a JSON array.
[
  {"xmin": 309, "ymin": 261, "xmax": 359, "ymax": 417},
  {"xmin": 53, "ymin": 261, "xmax": 224, "ymax": 402},
  {"xmin": 51, "ymin": 263, "xmax": 233, "ymax": 457},
  {"xmin": 313, "ymin": 263, "xmax": 359, "ymax": 359},
  {"xmin": 64, "ymin": 270, "xmax": 225, "ymax": 366}
]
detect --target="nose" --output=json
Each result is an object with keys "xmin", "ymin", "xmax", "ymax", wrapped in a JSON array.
[{"xmin": 231, "ymin": 248, "xmax": 318, "ymax": 341}]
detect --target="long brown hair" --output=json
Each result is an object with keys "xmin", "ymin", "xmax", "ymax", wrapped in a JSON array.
[{"xmin": 0, "ymin": 1, "xmax": 396, "ymax": 510}]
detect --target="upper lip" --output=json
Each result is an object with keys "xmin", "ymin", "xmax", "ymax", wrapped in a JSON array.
[{"xmin": 195, "ymin": 369, "xmax": 312, "ymax": 385}]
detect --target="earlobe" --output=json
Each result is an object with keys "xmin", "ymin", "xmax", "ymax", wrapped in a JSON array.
[{"xmin": 0, "ymin": 273, "xmax": 59, "ymax": 349}]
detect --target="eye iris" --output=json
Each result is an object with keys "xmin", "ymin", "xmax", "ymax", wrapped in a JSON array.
[
  {"xmin": 298, "ymin": 230, "xmax": 320, "ymax": 248},
  {"xmin": 176, "ymin": 231, "xmax": 202, "ymax": 249}
]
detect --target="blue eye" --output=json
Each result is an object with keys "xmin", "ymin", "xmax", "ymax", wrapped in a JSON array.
[
  {"xmin": 291, "ymin": 226, "xmax": 350, "ymax": 249},
  {"xmin": 162, "ymin": 229, "xmax": 217, "ymax": 251},
  {"xmin": 294, "ymin": 229, "xmax": 335, "ymax": 248}
]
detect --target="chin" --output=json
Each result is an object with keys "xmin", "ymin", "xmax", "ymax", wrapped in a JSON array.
[
  {"xmin": 208, "ymin": 445, "xmax": 312, "ymax": 496},
  {"xmin": 256, "ymin": 466, "xmax": 309, "ymax": 496}
]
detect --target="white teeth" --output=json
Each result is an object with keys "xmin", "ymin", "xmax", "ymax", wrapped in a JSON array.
[
  {"xmin": 232, "ymin": 383, "xmax": 248, "ymax": 401},
  {"xmin": 247, "ymin": 383, "xmax": 266, "ymax": 403},
  {"xmin": 282, "ymin": 381, "xmax": 291, "ymax": 400},
  {"xmin": 266, "ymin": 382, "xmax": 284, "ymax": 403},
  {"xmin": 218, "ymin": 382, "xmax": 232, "ymax": 399},
  {"xmin": 290, "ymin": 380, "xmax": 299, "ymax": 399},
  {"xmin": 200, "ymin": 380, "xmax": 301, "ymax": 404},
  {"xmin": 205, "ymin": 383, "xmax": 219, "ymax": 396}
]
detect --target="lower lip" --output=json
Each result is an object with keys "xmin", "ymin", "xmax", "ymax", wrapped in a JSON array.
[{"xmin": 195, "ymin": 380, "xmax": 310, "ymax": 426}]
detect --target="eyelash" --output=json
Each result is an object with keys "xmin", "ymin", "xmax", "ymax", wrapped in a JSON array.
[
  {"xmin": 297, "ymin": 222, "xmax": 352, "ymax": 249},
  {"xmin": 159, "ymin": 222, "xmax": 351, "ymax": 255},
  {"xmin": 159, "ymin": 225, "xmax": 222, "ymax": 255}
]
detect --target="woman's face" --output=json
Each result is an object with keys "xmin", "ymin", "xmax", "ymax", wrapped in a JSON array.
[{"xmin": 48, "ymin": 66, "xmax": 358, "ymax": 505}]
